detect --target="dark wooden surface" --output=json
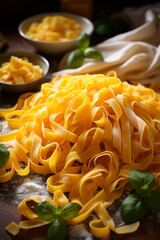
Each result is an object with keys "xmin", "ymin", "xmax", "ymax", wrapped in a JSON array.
[
  {"xmin": 0, "ymin": 199, "xmax": 46, "ymax": 240},
  {"xmin": 0, "ymin": 199, "xmax": 50, "ymax": 240},
  {"xmin": 1, "ymin": 188, "xmax": 160, "ymax": 240}
]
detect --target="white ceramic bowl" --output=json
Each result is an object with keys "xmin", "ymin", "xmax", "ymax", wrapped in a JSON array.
[
  {"xmin": 0, "ymin": 52, "xmax": 50, "ymax": 93},
  {"xmin": 18, "ymin": 12, "xmax": 94, "ymax": 56}
]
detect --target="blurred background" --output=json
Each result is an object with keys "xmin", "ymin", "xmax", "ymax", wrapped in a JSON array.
[
  {"xmin": 0, "ymin": 0, "xmax": 159, "ymax": 51},
  {"xmin": 0, "ymin": 0, "xmax": 159, "ymax": 27}
]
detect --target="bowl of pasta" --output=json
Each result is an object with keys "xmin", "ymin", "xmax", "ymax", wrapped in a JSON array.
[
  {"xmin": 0, "ymin": 52, "xmax": 50, "ymax": 93},
  {"xmin": 18, "ymin": 12, "xmax": 94, "ymax": 55}
]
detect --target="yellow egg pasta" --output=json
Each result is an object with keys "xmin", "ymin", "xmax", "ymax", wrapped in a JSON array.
[
  {"xmin": 26, "ymin": 15, "xmax": 82, "ymax": 42},
  {"xmin": 0, "ymin": 56, "xmax": 43, "ymax": 84},
  {"xmin": 1, "ymin": 72, "xmax": 160, "ymax": 237}
]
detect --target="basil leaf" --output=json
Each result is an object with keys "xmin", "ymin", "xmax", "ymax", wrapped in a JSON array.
[
  {"xmin": 60, "ymin": 202, "xmax": 81, "ymax": 220},
  {"xmin": 144, "ymin": 190, "xmax": 160, "ymax": 212},
  {"xmin": 76, "ymin": 33, "xmax": 90, "ymax": 49},
  {"xmin": 121, "ymin": 194, "xmax": 146, "ymax": 223},
  {"xmin": 35, "ymin": 201, "xmax": 57, "ymax": 222},
  {"xmin": 54, "ymin": 206, "xmax": 63, "ymax": 216},
  {"xmin": 0, "ymin": 143, "xmax": 10, "ymax": 168},
  {"xmin": 84, "ymin": 47, "xmax": 104, "ymax": 61},
  {"xmin": 67, "ymin": 49, "xmax": 84, "ymax": 69},
  {"xmin": 129, "ymin": 169, "xmax": 155, "ymax": 195},
  {"xmin": 47, "ymin": 218, "xmax": 69, "ymax": 240}
]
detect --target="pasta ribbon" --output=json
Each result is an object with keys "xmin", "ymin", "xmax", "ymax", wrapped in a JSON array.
[
  {"xmin": 0, "ymin": 56, "xmax": 43, "ymax": 84},
  {"xmin": 26, "ymin": 15, "xmax": 82, "ymax": 42},
  {"xmin": 2, "ymin": 72, "xmax": 160, "ymax": 237}
]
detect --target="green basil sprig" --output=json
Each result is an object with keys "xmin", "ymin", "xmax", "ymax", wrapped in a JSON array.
[
  {"xmin": 0, "ymin": 143, "xmax": 10, "ymax": 168},
  {"xmin": 47, "ymin": 218, "xmax": 68, "ymax": 240},
  {"xmin": 35, "ymin": 201, "xmax": 81, "ymax": 240},
  {"xmin": 129, "ymin": 168, "xmax": 155, "ymax": 195},
  {"xmin": 76, "ymin": 32, "xmax": 90, "ymax": 50},
  {"xmin": 121, "ymin": 169, "xmax": 160, "ymax": 224},
  {"xmin": 84, "ymin": 47, "xmax": 103, "ymax": 61},
  {"xmin": 67, "ymin": 49, "xmax": 84, "ymax": 69},
  {"xmin": 67, "ymin": 33, "xmax": 104, "ymax": 69}
]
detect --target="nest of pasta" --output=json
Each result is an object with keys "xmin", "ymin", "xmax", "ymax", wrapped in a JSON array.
[{"xmin": 1, "ymin": 72, "xmax": 160, "ymax": 237}]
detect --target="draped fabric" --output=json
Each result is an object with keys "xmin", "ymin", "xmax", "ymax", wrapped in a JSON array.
[{"xmin": 56, "ymin": 4, "xmax": 160, "ymax": 89}]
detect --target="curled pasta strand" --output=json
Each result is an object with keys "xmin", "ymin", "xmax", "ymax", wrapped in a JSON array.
[{"xmin": 1, "ymin": 73, "xmax": 160, "ymax": 237}]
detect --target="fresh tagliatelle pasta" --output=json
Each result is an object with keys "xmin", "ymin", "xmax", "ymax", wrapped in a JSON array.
[
  {"xmin": 0, "ymin": 56, "xmax": 44, "ymax": 84},
  {"xmin": 1, "ymin": 72, "xmax": 160, "ymax": 237},
  {"xmin": 26, "ymin": 15, "xmax": 82, "ymax": 42}
]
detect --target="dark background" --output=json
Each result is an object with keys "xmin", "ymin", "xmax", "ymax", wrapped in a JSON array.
[
  {"xmin": 0, "ymin": 0, "xmax": 159, "ymax": 27},
  {"xmin": 0, "ymin": 0, "xmax": 159, "ymax": 52}
]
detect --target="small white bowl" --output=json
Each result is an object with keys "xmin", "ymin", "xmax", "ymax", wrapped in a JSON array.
[
  {"xmin": 18, "ymin": 12, "xmax": 94, "ymax": 56},
  {"xmin": 0, "ymin": 52, "xmax": 50, "ymax": 93}
]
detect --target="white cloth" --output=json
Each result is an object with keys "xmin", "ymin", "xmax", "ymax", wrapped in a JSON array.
[{"xmin": 54, "ymin": 3, "xmax": 160, "ymax": 87}]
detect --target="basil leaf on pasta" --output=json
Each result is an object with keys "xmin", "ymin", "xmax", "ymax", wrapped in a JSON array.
[
  {"xmin": 0, "ymin": 143, "xmax": 10, "ymax": 168},
  {"xmin": 47, "ymin": 218, "xmax": 69, "ymax": 240},
  {"xmin": 60, "ymin": 202, "xmax": 81, "ymax": 220},
  {"xmin": 129, "ymin": 169, "xmax": 155, "ymax": 195},
  {"xmin": 35, "ymin": 201, "xmax": 57, "ymax": 222}
]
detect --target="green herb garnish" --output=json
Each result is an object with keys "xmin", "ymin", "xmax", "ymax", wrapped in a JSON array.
[
  {"xmin": 35, "ymin": 201, "xmax": 81, "ymax": 240},
  {"xmin": 67, "ymin": 33, "xmax": 104, "ymax": 69},
  {"xmin": 76, "ymin": 32, "xmax": 90, "ymax": 50},
  {"xmin": 47, "ymin": 218, "xmax": 68, "ymax": 240},
  {"xmin": 84, "ymin": 47, "xmax": 104, "ymax": 61},
  {"xmin": 0, "ymin": 143, "xmax": 10, "ymax": 168},
  {"xmin": 121, "ymin": 169, "xmax": 160, "ymax": 224},
  {"xmin": 67, "ymin": 49, "xmax": 84, "ymax": 69},
  {"xmin": 129, "ymin": 168, "xmax": 155, "ymax": 195},
  {"xmin": 121, "ymin": 193, "xmax": 146, "ymax": 223}
]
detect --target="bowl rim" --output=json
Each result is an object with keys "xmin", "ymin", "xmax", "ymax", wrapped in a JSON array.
[
  {"xmin": 18, "ymin": 12, "xmax": 94, "ymax": 45},
  {"xmin": 0, "ymin": 51, "xmax": 50, "ymax": 87}
]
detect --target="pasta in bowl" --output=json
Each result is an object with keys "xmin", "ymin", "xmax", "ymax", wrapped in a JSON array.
[
  {"xmin": 18, "ymin": 12, "xmax": 94, "ymax": 55},
  {"xmin": 0, "ymin": 52, "xmax": 49, "ymax": 93}
]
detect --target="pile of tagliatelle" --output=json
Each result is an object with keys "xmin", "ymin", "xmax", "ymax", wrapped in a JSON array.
[{"xmin": 1, "ymin": 71, "xmax": 160, "ymax": 237}]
